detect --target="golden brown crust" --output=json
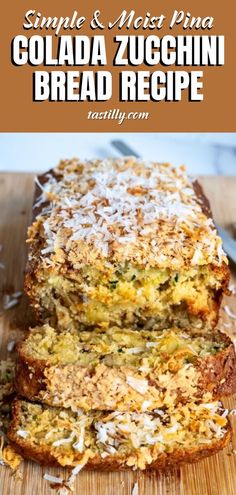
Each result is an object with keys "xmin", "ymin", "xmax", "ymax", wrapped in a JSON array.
[
  {"xmin": 8, "ymin": 400, "xmax": 232, "ymax": 471},
  {"xmin": 197, "ymin": 334, "xmax": 236, "ymax": 397},
  {"xmin": 15, "ymin": 351, "xmax": 46, "ymax": 400},
  {"xmin": 15, "ymin": 330, "xmax": 236, "ymax": 411},
  {"xmin": 8, "ymin": 434, "xmax": 231, "ymax": 471}
]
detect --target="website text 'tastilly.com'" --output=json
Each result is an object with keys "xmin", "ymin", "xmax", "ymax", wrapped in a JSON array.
[{"xmin": 87, "ymin": 108, "xmax": 149, "ymax": 125}]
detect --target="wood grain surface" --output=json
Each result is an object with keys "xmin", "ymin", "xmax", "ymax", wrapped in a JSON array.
[{"xmin": 0, "ymin": 174, "xmax": 236, "ymax": 495}]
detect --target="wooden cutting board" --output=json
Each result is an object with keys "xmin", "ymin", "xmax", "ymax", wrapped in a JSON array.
[{"xmin": 0, "ymin": 173, "xmax": 236, "ymax": 495}]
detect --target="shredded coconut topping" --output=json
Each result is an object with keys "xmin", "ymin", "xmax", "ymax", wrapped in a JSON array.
[
  {"xmin": 94, "ymin": 404, "xmax": 226, "ymax": 455},
  {"xmin": 28, "ymin": 158, "xmax": 227, "ymax": 269},
  {"xmin": 126, "ymin": 376, "xmax": 149, "ymax": 395}
]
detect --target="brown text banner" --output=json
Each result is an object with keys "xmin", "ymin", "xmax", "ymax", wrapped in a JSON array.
[{"xmin": 1, "ymin": 0, "xmax": 236, "ymax": 131}]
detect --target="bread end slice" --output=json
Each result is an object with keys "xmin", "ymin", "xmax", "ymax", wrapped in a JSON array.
[{"xmin": 8, "ymin": 399, "xmax": 232, "ymax": 471}]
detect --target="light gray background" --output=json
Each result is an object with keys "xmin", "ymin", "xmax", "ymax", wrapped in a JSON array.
[{"xmin": 0, "ymin": 133, "xmax": 236, "ymax": 175}]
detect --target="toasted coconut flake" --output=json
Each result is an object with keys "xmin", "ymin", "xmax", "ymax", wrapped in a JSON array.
[
  {"xmin": 199, "ymin": 402, "xmax": 219, "ymax": 410},
  {"xmin": 206, "ymin": 419, "xmax": 223, "ymax": 436},
  {"xmin": 132, "ymin": 482, "xmax": 139, "ymax": 495},
  {"xmin": 221, "ymin": 409, "xmax": 229, "ymax": 418},
  {"xmin": 166, "ymin": 423, "xmax": 180, "ymax": 433},
  {"xmin": 95, "ymin": 424, "xmax": 108, "ymax": 444},
  {"xmin": 72, "ymin": 427, "xmax": 85, "ymax": 453},
  {"xmin": 52, "ymin": 434, "xmax": 75, "ymax": 447},
  {"xmin": 43, "ymin": 473, "xmax": 63, "ymax": 484},
  {"xmin": 17, "ymin": 430, "xmax": 29, "ymax": 439},
  {"xmin": 224, "ymin": 305, "xmax": 236, "ymax": 319},
  {"xmin": 142, "ymin": 401, "xmax": 151, "ymax": 411},
  {"xmin": 101, "ymin": 452, "xmax": 109, "ymax": 458},
  {"xmin": 3, "ymin": 292, "xmax": 22, "ymax": 310},
  {"xmin": 104, "ymin": 445, "xmax": 117, "ymax": 455},
  {"xmin": 67, "ymin": 459, "xmax": 88, "ymax": 484},
  {"xmin": 126, "ymin": 347, "xmax": 145, "ymax": 354},
  {"xmin": 228, "ymin": 283, "xmax": 236, "ymax": 294},
  {"xmin": 7, "ymin": 341, "xmax": 15, "ymax": 353},
  {"xmin": 223, "ymin": 322, "xmax": 231, "ymax": 328},
  {"xmin": 146, "ymin": 342, "xmax": 159, "ymax": 348},
  {"xmin": 12, "ymin": 291, "xmax": 22, "ymax": 298},
  {"xmin": 71, "ymin": 463, "xmax": 86, "ymax": 476},
  {"xmin": 126, "ymin": 376, "xmax": 148, "ymax": 395},
  {"xmin": 154, "ymin": 409, "xmax": 165, "ymax": 417},
  {"xmin": 56, "ymin": 489, "xmax": 69, "ymax": 495},
  {"xmin": 3, "ymin": 297, "xmax": 19, "ymax": 310},
  {"xmin": 35, "ymin": 176, "xmax": 45, "ymax": 192}
]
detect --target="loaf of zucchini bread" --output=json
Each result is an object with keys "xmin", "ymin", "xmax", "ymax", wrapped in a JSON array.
[
  {"xmin": 8, "ymin": 399, "xmax": 231, "ymax": 471},
  {"xmin": 9, "ymin": 158, "xmax": 233, "ymax": 473},
  {"xmin": 25, "ymin": 158, "xmax": 230, "ymax": 330},
  {"xmin": 15, "ymin": 324, "xmax": 236, "ymax": 413}
]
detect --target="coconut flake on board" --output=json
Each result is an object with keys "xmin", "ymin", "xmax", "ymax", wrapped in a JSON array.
[
  {"xmin": 43, "ymin": 473, "xmax": 64, "ymax": 484},
  {"xmin": 132, "ymin": 482, "xmax": 139, "ymax": 495},
  {"xmin": 224, "ymin": 305, "xmax": 236, "ymax": 319},
  {"xmin": 2, "ymin": 292, "xmax": 22, "ymax": 310}
]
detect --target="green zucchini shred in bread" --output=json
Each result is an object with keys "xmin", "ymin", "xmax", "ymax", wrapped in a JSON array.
[
  {"xmin": 18, "ymin": 324, "xmax": 228, "ymax": 364},
  {"xmin": 8, "ymin": 399, "xmax": 231, "ymax": 470},
  {"xmin": 25, "ymin": 158, "xmax": 230, "ymax": 330},
  {"xmin": 16, "ymin": 324, "xmax": 236, "ymax": 412}
]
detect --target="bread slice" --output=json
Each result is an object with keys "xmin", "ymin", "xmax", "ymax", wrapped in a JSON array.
[
  {"xmin": 15, "ymin": 324, "xmax": 236, "ymax": 412},
  {"xmin": 8, "ymin": 398, "xmax": 231, "ymax": 471},
  {"xmin": 25, "ymin": 159, "xmax": 230, "ymax": 331},
  {"xmin": 0, "ymin": 359, "xmax": 15, "ymax": 432}
]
